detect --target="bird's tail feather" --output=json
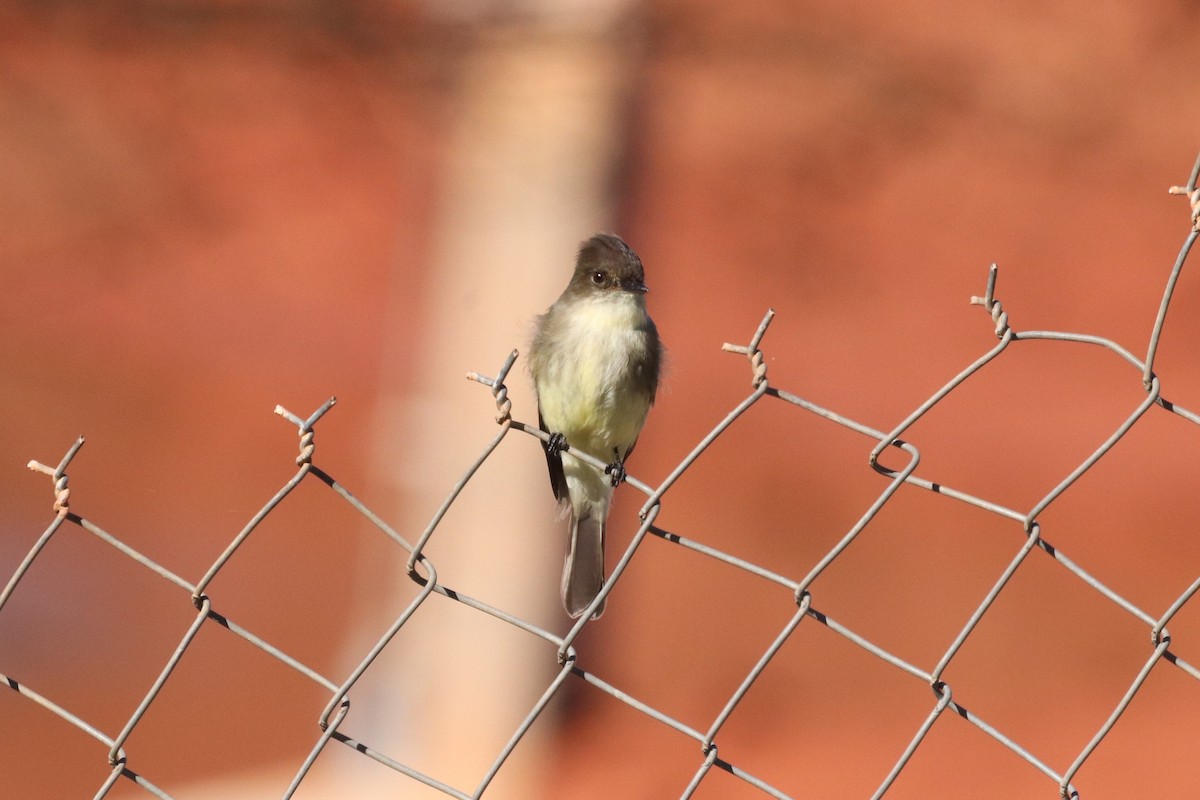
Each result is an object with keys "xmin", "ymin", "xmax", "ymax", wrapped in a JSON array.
[{"xmin": 563, "ymin": 512, "xmax": 606, "ymax": 619}]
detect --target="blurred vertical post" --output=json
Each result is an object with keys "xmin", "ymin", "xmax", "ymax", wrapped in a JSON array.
[{"xmin": 356, "ymin": 2, "xmax": 639, "ymax": 798}]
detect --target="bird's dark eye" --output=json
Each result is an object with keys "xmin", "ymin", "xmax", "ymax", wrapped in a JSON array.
[{"xmin": 591, "ymin": 271, "xmax": 605, "ymax": 286}]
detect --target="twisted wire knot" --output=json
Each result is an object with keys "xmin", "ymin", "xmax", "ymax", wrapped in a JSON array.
[
  {"xmin": 52, "ymin": 474, "xmax": 70, "ymax": 512},
  {"xmin": 467, "ymin": 349, "xmax": 518, "ymax": 425},
  {"xmin": 721, "ymin": 308, "xmax": 775, "ymax": 388},
  {"xmin": 27, "ymin": 436, "xmax": 85, "ymax": 514},
  {"xmin": 970, "ymin": 264, "xmax": 1010, "ymax": 338},
  {"xmin": 485, "ymin": 368, "xmax": 513, "ymax": 424},
  {"xmin": 1169, "ymin": 184, "xmax": 1200, "ymax": 231},
  {"xmin": 273, "ymin": 397, "xmax": 336, "ymax": 466},
  {"xmin": 296, "ymin": 429, "xmax": 316, "ymax": 465}
]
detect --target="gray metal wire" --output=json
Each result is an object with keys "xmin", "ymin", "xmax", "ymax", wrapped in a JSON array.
[{"xmin": 5, "ymin": 151, "xmax": 1200, "ymax": 799}]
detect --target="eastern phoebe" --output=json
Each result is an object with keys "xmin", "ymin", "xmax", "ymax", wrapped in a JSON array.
[{"xmin": 529, "ymin": 233, "xmax": 662, "ymax": 619}]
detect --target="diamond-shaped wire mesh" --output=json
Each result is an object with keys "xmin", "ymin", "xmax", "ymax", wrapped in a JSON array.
[{"xmin": 4, "ymin": 154, "xmax": 1200, "ymax": 799}]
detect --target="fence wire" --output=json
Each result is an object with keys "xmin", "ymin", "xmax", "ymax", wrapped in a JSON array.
[{"xmin": 5, "ymin": 152, "xmax": 1200, "ymax": 799}]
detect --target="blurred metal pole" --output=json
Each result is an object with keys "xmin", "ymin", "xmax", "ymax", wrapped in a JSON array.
[{"xmin": 354, "ymin": 3, "xmax": 639, "ymax": 798}]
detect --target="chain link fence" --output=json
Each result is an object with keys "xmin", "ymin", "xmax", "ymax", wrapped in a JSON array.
[{"xmin": 5, "ymin": 153, "xmax": 1200, "ymax": 799}]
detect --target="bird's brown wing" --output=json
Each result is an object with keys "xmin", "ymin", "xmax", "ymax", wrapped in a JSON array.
[{"xmin": 538, "ymin": 409, "xmax": 569, "ymax": 502}]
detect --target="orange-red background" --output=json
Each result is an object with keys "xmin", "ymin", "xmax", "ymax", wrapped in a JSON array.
[{"xmin": 3, "ymin": 2, "xmax": 1200, "ymax": 798}]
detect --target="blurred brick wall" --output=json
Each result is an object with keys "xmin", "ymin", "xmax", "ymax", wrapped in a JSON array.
[
  {"xmin": 3, "ymin": 1, "xmax": 1200, "ymax": 798},
  {"xmin": 550, "ymin": 1, "xmax": 1200, "ymax": 798},
  {"xmin": 1, "ymin": 3, "xmax": 452, "ymax": 796}
]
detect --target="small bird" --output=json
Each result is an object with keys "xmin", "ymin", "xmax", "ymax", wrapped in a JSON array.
[{"xmin": 529, "ymin": 234, "xmax": 662, "ymax": 619}]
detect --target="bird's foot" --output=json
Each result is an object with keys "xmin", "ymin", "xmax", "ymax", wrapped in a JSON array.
[
  {"xmin": 546, "ymin": 432, "xmax": 567, "ymax": 457},
  {"xmin": 604, "ymin": 455, "xmax": 627, "ymax": 487}
]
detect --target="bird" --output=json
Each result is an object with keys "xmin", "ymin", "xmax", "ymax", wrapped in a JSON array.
[{"xmin": 528, "ymin": 233, "xmax": 662, "ymax": 619}]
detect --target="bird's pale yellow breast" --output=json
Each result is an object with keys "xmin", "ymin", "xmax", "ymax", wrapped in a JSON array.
[{"xmin": 535, "ymin": 292, "xmax": 652, "ymax": 460}]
